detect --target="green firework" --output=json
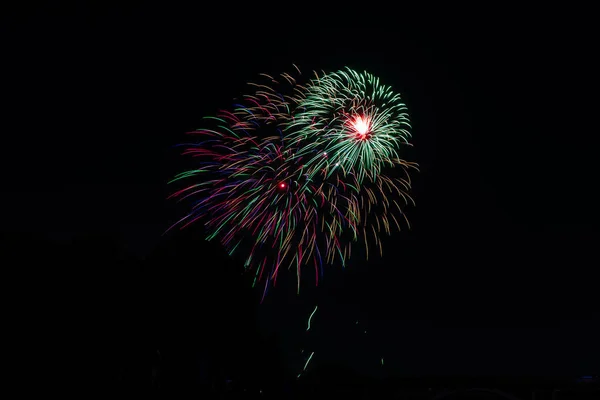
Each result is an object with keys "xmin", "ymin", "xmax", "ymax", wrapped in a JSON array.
[{"xmin": 285, "ymin": 67, "xmax": 412, "ymax": 184}]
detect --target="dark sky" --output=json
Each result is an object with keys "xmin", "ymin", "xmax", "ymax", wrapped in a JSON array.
[{"xmin": 2, "ymin": 3, "xmax": 598, "ymax": 385}]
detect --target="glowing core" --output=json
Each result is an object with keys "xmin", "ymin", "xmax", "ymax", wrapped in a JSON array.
[{"xmin": 350, "ymin": 115, "xmax": 371, "ymax": 139}]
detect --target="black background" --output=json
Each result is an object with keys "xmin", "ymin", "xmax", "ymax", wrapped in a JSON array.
[{"xmin": 1, "ymin": 2, "xmax": 598, "ymax": 394}]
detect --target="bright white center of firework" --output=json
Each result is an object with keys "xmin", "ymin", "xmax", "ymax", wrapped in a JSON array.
[{"xmin": 352, "ymin": 116, "xmax": 370, "ymax": 137}]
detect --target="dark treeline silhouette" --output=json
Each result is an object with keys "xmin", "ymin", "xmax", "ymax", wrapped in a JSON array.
[{"xmin": 2, "ymin": 228, "xmax": 597, "ymax": 397}]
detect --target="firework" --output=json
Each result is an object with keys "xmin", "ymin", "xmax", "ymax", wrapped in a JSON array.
[
  {"xmin": 168, "ymin": 71, "xmax": 352, "ymax": 298},
  {"xmin": 286, "ymin": 67, "xmax": 414, "ymax": 184},
  {"xmin": 168, "ymin": 67, "xmax": 416, "ymax": 296},
  {"xmin": 285, "ymin": 67, "xmax": 417, "ymax": 258}
]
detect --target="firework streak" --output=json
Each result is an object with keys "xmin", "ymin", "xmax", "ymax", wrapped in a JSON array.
[{"xmin": 168, "ymin": 67, "xmax": 417, "ymax": 298}]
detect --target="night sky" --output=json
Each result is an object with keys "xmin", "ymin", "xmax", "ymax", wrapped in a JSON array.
[{"xmin": 2, "ymin": 3, "xmax": 598, "ymax": 390}]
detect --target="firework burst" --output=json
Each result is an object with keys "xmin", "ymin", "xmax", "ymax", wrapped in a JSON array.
[
  {"xmin": 168, "ymin": 67, "xmax": 416, "ymax": 296},
  {"xmin": 286, "ymin": 67, "xmax": 413, "ymax": 184},
  {"xmin": 168, "ymin": 71, "xmax": 351, "ymax": 297}
]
